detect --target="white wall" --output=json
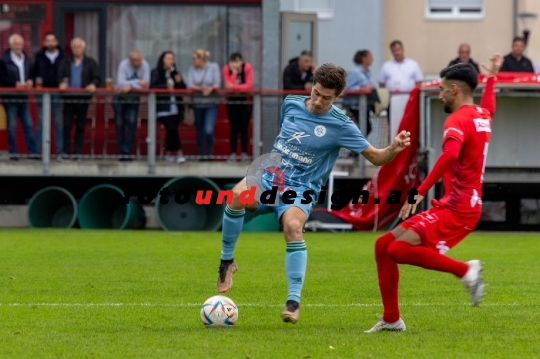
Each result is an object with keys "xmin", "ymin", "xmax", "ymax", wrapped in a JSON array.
[{"xmin": 280, "ymin": 0, "xmax": 385, "ymax": 78}]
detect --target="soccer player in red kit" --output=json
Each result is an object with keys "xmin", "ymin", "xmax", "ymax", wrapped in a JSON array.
[{"xmin": 366, "ymin": 54, "xmax": 503, "ymax": 332}]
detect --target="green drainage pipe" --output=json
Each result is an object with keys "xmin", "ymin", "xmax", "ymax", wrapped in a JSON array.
[
  {"xmin": 155, "ymin": 176, "xmax": 224, "ymax": 231},
  {"xmin": 78, "ymin": 184, "xmax": 146, "ymax": 229},
  {"xmin": 27, "ymin": 186, "xmax": 78, "ymax": 228}
]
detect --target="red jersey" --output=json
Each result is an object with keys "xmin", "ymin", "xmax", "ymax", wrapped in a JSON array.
[
  {"xmin": 434, "ymin": 103, "xmax": 492, "ymax": 213},
  {"xmin": 417, "ymin": 77, "xmax": 496, "ymax": 214}
]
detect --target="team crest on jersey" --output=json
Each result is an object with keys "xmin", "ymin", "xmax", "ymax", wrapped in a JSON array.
[
  {"xmin": 314, "ymin": 125, "xmax": 326, "ymax": 137},
  {"xmin": 421, "ymin": 212, "xmax": 439, "ymax": 224},
  {"xmin": 473, "ymin": 118, "xmax": 491, "ymax": 133}
]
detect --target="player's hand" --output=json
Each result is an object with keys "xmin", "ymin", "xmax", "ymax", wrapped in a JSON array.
[
  {"xmin": 390, "ymin": 130, "xmax": 411, "ymax": 154},
  {"xmin": 481, "ymin": 53, "xmax": 503, "ymax": 78},
  {"xmin": 399, "ymin": 194, "xmax": 424, "ymax": 220},
  {"xmin": 86, "ymin": 84, "xmax": 96, "ymax": 93}
]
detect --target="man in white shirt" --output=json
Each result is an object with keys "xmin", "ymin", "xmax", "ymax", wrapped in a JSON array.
[
  {"xmin": 378, "ymin": 40, "xmax": 423, "ymax": 141},
  {"xmin": 378, "ymin": 40, "xmax": 423, "ymax": 93},
  {"xmin": 0, "ymin": 34, "xmax": 37, "ymax": 160}
]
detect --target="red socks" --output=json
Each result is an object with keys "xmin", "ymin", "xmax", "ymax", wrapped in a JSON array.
[
  {"xmin": 388, "ymin": 240, "xmax": 468, "ymax": 278},
  {"xmin": 375, "ymin": 232, "xmax": 400, "ymax": 323},
  {"xmin": 375, "ymin": 232, "xmax": 470, "ymax": 323}
]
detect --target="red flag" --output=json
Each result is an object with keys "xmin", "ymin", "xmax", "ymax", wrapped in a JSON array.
[{"xmin": 332, "ymin": 88, "xmax": 421, "ymax": 230}]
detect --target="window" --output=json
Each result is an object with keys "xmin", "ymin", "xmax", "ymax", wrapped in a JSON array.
[
  {"xmin": 425, "ymin": 0, "xmax": 484, "ymax": 20},
  {"xmin": 106, "ymin": 5, "xmax": 261, "ymax": 87},
  {"xmin": 294, "ymin": 0, "xmax": 334, "ymax": 20}
]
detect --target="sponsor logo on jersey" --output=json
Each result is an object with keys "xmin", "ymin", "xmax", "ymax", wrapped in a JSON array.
[
  {"xmin": 314, "ymin": 125, "xmax": 327, "ymax": 137},
  {"xmin": 287, "ymin": 131, "xmax": 310, "ymax": 144},
  {"xmin": 276, "ymin": 142, "xmax": 313, "ymax": 164},
  {"xmin": 286, "ymin": 116, "xmax": 295, "ymax": 123},
  {"xmin": 473, "ymin": 118, "xmax": 491, "ymax": 133}
]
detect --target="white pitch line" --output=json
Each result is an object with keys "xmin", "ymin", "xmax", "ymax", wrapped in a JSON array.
[{"xmin": 0, "ymin": 302, "xmax": 531, "ymax": 308}]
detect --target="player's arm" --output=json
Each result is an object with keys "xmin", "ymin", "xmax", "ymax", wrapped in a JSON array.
[
  {"xmin": 479, "ymin": 54, "xmax": 503, "ymax": 116},
  {"xmin": 361, "ymin": 130, "xmax": 411, "ymax": 166},
  {"xmin": 399, "ymin": 138, "xmax": 461, "ymax": 219}
]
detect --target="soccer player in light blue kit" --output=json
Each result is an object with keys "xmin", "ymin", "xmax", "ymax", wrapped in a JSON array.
[{"xmin": 216, "ymin": 63, "xmax": 411, "ymax": 323}]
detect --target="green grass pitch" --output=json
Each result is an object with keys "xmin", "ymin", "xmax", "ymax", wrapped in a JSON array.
[{"xmin": 0, "ymin": 229, "xmax": 538, "ymax": 358}]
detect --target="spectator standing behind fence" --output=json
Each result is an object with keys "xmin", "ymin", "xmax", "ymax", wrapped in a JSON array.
[
  {"xmin": 0, "ymin": 34, "xmax": 37, "ymax": 160},
  {"xmin": 283, "ymin": 50, "xmax": 314, "ymax": 91},
  {"xmin": 222, "ymin": 52, "xmax": 253, "ymax": 163},
  {"xmin": 188, "ymin": 49, "xmax": 221, "ymax": 161},
  {"xmin": 58, "ymin": 38, "xmax": 101, "ymax": 160},
  {"xmin": 150, "ymin": 51, "xmax": 187, "ymax": 164},
  {"xmin": 344, "ymin": 50, "xmax": 378, "ymax": 136},
  {"xmin": 499, "ymin": 36, "xmax": 534, "ymax": 73},
  {"xmin": 33, "ymin": 32, "xmax": 65, "ymax": 157},
  {"xmin": 378, "ymin": 40, "xmax": 423, "ymax": 93},
  {"xmin": 447, "ymin": 44, "xmax": 480, "ymax": 73},
  {"xmin": 114, "ymin": 50, "xmax": 150, "ymax": 161}
]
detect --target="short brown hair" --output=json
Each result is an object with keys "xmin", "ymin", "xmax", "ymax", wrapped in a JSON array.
[{"xmin": 313, "ymin": 63, "xmax": 347, "ymax": 96}]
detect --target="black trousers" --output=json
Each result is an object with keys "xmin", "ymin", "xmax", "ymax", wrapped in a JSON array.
[
  {"xmin": 158, "ymin": 115, "xmax": 182, "ymax": 152},
  {"xmin": 63, "ymin": 102, "xmax": 89, "ymax": 155},
  {"xmin": 227, "ymin": 104, "xmax": 251, "ymax": 153}
]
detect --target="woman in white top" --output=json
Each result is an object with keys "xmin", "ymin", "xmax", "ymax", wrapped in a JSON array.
[{"xmin": 187, "ymin": 49, "xmax": 221, "ymax": 161}]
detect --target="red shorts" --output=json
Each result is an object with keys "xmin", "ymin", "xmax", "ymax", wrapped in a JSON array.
[{"xmin": 399, "ymin": 206, "xmax": 481, "ymax": 254}]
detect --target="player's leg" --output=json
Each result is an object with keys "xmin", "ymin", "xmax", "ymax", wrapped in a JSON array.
[
  {"xmin": 365, "ymin": 228, "xmax": 405, "ymax": 333},
  {"xmin": 217, "ymin": 179, "xmax": 259, "ymax": 293},
  {"xmin": 279, "ymin": 206, "xmax": 308, "ymax": 324},
  {"xmin": 387, "ymin": 209, "xmax": 485, "ymax": 305}
]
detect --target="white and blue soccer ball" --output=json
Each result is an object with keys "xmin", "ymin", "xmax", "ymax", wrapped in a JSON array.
[{"xmin": 200, "ymin": 295, "xmax": 238, "ymax": 327}]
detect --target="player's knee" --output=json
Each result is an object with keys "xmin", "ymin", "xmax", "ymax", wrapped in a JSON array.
[
  {"xmin": 375, "ymin": 233, "xmax": 395, "ymax": 255},
  {"xmin": 230, "ymin": 183, "xmax": 249, "ymax": 210},
  {"xmin": 283, "ymin": 218, "xmax": 303, "ymax": 238},
  {"xmin": 387, "ymin": 240, "xmax": 409, "ymax": 263}
]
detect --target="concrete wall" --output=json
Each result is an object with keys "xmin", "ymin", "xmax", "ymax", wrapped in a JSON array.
[
  {"xmin": 520, "ymin": 0, "xmax": 540, "ymax": 67},
  {"xmin": 384, "ymin": 0, "xmax": 515, "ymax": 77},
  {"xmin": 279, "ymin": 0, "xmax": 385, "ymax": 80}
]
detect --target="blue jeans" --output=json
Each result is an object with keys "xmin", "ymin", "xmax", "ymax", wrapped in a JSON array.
[
  {"xmin": 194, "ymin": 106, "xmax": 218, "ymax": 156},
  {"xmin": 4, "ymin": 101, "xmax": 36, "ymax": 155},
  {"xmin": 113, "ymin": 100, "xmax": 139, "ymax": 155},
  {"xmin": 36, "ymin": 95, "xmax": 63, "ymax": 154}
]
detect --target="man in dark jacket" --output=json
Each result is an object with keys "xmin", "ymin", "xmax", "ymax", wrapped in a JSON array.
[
  {"xmin": 33, "ymin": 32, "xmax": 65, "ymax": 156},
  {"xmin": 448, "ymin": 44, "xmax": 480, "ymax": 73},
  {"xmin": 58, "ymin": 37, "xmax": 101, "ymax": 159},
  {"xmin": 499, "ymin": 36, "xmax": 534, "ymax": 73},
  {"xmin": 0, "ymin": 34, "xmax": 37, "ymax": 160},
  {"xmin": 283, "ymin": 50, "xmax": 315, "ymax": 91}
]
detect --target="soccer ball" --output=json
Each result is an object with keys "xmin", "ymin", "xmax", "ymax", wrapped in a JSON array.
[{"xmin": 200, "ymin": 295, "xmax": 238, "ymax": 327}]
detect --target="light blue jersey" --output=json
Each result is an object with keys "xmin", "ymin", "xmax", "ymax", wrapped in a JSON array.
[{"xmin": 262, "ymin": 95, "xmax": 370, "ymax": 197}]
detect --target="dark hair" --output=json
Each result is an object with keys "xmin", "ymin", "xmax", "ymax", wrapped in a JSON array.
[
  {"xmin": 300, "ymin": 50, "xmax": 312, "ymax": 57},
  {"xmin": 313, "ymin": 63, "xmax": 347, "ymax": 96},
  {"xmin": 353, "ymin": 50, "xmax": 370, "ymax": 65},
  {"xmin": 156, "ymin": 51, "xmax": 176, "ymax": 76},
  {"xmin": 390, "ymin": 40, "xmax": 403, "ymax": 49},
  {"xmin": 43, "ymin": 32, "xmax": 56, "ymax": 40},
  {"xmin": 513, "ymin": 36, "xmax": 526, "ymax": 45},
  {"xmin": 439, "ymin": 62, "xmax": 478, "ymax": 92},
  {"xmin": 229, "ymin": 52, "xmax": 243, "ymax": 61}
]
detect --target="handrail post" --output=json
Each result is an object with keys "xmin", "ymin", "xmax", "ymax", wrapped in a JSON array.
[
  {"xmin": 253, "ymin": 93, "xmax": 262, "ymax": 159},
  {"xmin": 42, "ymin": 92, "xmax": 51, "ymax": 175},
  {"xmin": 358, "ymin": 93, "xmax": 368, "ymax": 178},
  {"xmin": 147, "ymin": 92, "xmax": 156, "ymax": 175}
]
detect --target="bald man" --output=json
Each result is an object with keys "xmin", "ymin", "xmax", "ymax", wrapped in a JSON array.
[
  {"xmin": 0, "ymin": 34, "xmax": 37, "ymax": 160},
  {"xmin": 113, "ymin": 50, "xmax": 150, "ymax": 160},
  {"xmin": 448, "ymin": 44, "xmax": 480, "ymax": 73},
  {"xmin": 58, "ymin": 37, "xmax": 101, "ymax": 160}
]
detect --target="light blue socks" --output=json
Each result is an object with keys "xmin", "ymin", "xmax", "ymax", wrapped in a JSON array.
[
  {"xmin": 220, "ymin": 205, "xmax": 245, "ymax": 260},
  {"xmin": 285, "ymin": 240, "xmax": 307, "ymax": 303}
]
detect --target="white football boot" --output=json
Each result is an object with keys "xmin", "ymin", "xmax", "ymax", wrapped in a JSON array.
[
  {"xmin": 460, "ymin": 259, "xmax": 486, "ymax": 306},
  {"xmin": 365, "ymin": 317, "xmax": 406, "ymax": 333}
]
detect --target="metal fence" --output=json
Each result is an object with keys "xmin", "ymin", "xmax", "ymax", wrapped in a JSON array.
[{"xmin": 0, "ymin": 88, "xmax": 377, "ymax": 176}]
